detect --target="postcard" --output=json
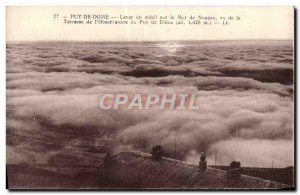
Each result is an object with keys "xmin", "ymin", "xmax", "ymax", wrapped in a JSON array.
[{"xmin": 6, "ymin": 6, "xmax": 295, "ymax": 190}]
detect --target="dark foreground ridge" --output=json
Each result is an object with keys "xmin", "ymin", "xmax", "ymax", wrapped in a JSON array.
[
  {"xmin": 7, "ymin": 151, "xmax": 293, "ymax": 189},
  {"xmin": 98, "ymin": 151, "xmax": 290, "ymax": 189}
]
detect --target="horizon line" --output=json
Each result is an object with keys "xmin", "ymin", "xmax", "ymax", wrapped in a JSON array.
[{"xmin": 6, "ymin": 39, "xmax": 293, "ymax": 43}]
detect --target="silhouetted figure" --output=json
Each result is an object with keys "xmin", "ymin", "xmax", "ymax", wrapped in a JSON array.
[
  {"xmin": 103, "ymin": 152, "xmax": 113, "ymax": 168},
  {"xmin": 198, "ymin": 152, "xmax": 207, "ymax": 172},
  {"xmin": 228, "ymin": 161, "xmax": 241, "ymax": 179},
  {"xmin": 151, "ymin": 145, "xmax": 163, "ymax": 161},
  {"xmin": 200, "ymin": 152, "xmax": 206, "ymax": 161},
  {"xmin": 230, "ymin": 161, "xmax": 241, "ymax": 169}
]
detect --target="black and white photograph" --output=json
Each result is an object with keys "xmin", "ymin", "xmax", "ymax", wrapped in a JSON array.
[{"xmin": 5, "ymin": 6, "xmax": 295, "ymax": 190}]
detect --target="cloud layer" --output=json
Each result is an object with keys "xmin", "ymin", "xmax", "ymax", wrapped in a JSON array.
[{"xmin": 7, "ymin": 40, "xmax": 294, "ymax": 168}]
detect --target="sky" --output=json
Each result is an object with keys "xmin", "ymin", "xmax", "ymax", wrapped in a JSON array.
[{"xmin": 6, "ymin": 6, "xmax": 294, "ymax": 41}]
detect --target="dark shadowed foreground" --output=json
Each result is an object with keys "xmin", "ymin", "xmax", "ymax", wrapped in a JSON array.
[{"xmin": 7, "ymin": 151, "xmax": 292, "ymax": 189}]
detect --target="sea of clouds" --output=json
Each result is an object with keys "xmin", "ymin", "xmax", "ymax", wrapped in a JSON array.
[{"xmin": 6, "ymin": 40, "xmax": 294, "ymax": 167}]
